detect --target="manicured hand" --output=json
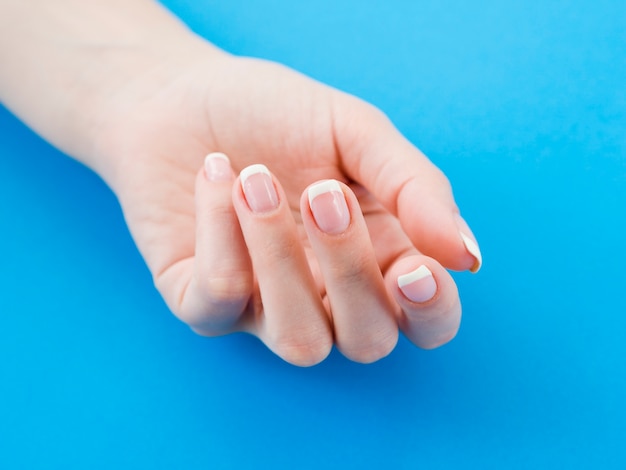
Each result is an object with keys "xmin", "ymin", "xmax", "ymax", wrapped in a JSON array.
[{"xmin": 97, "ymin": 53, "xmax": 482, "ymax": 365}]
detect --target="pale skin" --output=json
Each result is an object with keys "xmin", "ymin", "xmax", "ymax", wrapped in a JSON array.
[{"xmin": 0, "ymin": 0, "xmax": 481, "ymax": 365}]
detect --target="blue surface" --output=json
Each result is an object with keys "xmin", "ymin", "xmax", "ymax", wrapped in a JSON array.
[{"xmin": 1, "ymin": 0, "xmax": 625, "ymax": 468}]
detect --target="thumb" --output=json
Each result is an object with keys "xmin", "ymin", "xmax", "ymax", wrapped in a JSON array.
[{"xmin": 331, "ymin": 94, "xmax": 481, "ymax": 272}]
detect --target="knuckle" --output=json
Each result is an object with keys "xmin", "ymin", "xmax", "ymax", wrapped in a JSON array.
[
  {"xmin": 334, "ymin": 94, "xmax": 390, "ymax": 142},
  {"xmin": 341, "ymin": 329, "xmax": 398, "ymax": 364},
  {"xmin": 207, "ymin": 202, "xmax": 238, "ymax": 224},
  {"xmin": 260, "ymin": 235, "xmax": 299, "ymax": 263},
  {"xmin": 272, "ymin": 328, "xmax": 333, "ymax": 367},
  {"xmin": 347, "ymin": 96, "xmax": 389, "ymax": 124},
  {"xmin": 432, "ymin": 168, "xmax": 453, "ymax": 195},
  {"xmin": 327, "ymin": 251, "xmax": 371, "ymax": 284},
  {"xmin": 203, "ymin": 270, "xmax": 253, "ymax": 305},
  {"xmin": 175, "ymin": 269, "xmax": 253, "ymax": 333}
]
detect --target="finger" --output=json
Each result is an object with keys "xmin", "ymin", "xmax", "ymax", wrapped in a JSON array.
[
  {"xmin": 386, "ymin": 255, "xmax": 462, "ymax": 349},
  {"xmin": 176, "ymin": 153, "xmax": 253, "ymax": 335},
  {"xmin": 332, "ymin": 94, "xmax": 482, "ymax": 273},
  {"xmin": 301, "ymin": 179, "xmax": 399, "ymax": 363},
  {"xmin": 233, "ymin": 164, "xmax": 332, "ymax": 366}
]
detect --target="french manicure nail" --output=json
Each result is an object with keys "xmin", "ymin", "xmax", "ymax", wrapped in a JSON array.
[
  {"xmin": 240, "ymin": 164, "xmax": 279, "ymax": 213},
  {"xmin": 397, "ymin": 265, "xmax": 437, "ymax": 303},
  {"xmin": 461, "ymin": 233, "xmax": 482, "ymax": 273},
  {"xmin": 455, "ymin": 214, "xmax": 482, "ymax": 273},
  {"xmin": 204, "ymin": 152, "xmax": 233, "ymax": 182},
  {"xmin": 308, "ymin": 180, "xmax": 350, "ymax": 235}
]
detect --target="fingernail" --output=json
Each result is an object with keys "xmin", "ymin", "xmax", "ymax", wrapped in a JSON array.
[
  {"xmin": 240, "ymin": 164, "xmax": 279, "ymax": 213},
  {"xmin": 455, "ymin": 214, "xmax": 482, "ymax": 273},
  {"xmin": 397, "ymin": 265, "xmax": 437, "ymax": 303},
  {"xmin": 204, "ymin": 152, "xmax": 233, "ymax": 181},
  {"xmin": 308, "ymin": 180, "xmax": 350, "ymax": 235}
]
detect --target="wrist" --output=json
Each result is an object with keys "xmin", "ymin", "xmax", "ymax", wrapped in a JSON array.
[
  {"xmin": 77, "ymin": 32, "xmax": 227, "ymax": 183},
  {"xmin": 0, "ymin": 0, "xmax": 226, "ymax": 183}
]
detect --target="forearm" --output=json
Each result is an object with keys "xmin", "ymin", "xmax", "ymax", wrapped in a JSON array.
[{"xmin": 0, "ymin": 0, "xmax": 222, "ymax": 174}]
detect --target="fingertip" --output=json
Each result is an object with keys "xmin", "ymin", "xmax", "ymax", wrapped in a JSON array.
[
  {"xmin": 397, "ymin": 265, "xmax": 438, "ymax": 304},
  {"xmin": 388, "ymin": 256, "xmax": 462, "ymax": 350},
  {"xmin": 196, "ymin": 152, "xmax": 236, "ymax": 210},
  {"xmin": 203, "ymin": 152, "xmax": 235, "ymax": 182},
  {"xmin": 399, "ymin": 201, "xmax": 482, "ymax": 273},
  {"xmin": 236, "ymin": 164, "xmax": 281, "ymax": 214},
  {"xmin": 303, "ymin": 179, "xmax": 351, "ymax": 236},
  {"xmin": 455, "ymin": 214, "xmax": 482, "ymax": 273}
]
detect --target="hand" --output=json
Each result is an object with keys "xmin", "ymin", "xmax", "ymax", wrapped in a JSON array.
[{"xmin": 94, "ymin": 47, "xmax": 481, "ymax": 365}]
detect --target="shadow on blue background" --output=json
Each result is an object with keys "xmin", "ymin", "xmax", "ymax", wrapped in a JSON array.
[{"xmin": 1, "ymin": 1, "xmax": 625, "ymax": 468}]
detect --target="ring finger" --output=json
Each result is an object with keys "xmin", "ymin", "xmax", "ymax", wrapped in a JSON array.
[
  {"xmin": 233, "ymin": 164, "xmax": 333, "ymax": 366},
  {"xmin": 301, "ymin": 180, "xmax": 399, "ymax": 363}
]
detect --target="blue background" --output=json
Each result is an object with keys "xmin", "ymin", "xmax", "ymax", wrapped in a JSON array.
[{"xmin": 1, "ymin": 0, "xmax": 625, "ymax": 468}]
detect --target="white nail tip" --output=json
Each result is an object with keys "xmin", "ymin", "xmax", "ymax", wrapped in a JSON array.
[
  {"xmin": 205, "ymin": 152, "xmax": 230, "ymax": 164},
  {"xmin": 397, "ymin": 265, "xmax": 433, "ymax": 288},
  {"xmin": 308, "ymin": 180, "xmax": 342, "ymax": 206},
  {"xmin": 460, "ymin": 232, "xmax": 482, "ymax": 273},
  {"xmin": 240, "ymin": 164, "xmax": 270, "ymax": 184}
]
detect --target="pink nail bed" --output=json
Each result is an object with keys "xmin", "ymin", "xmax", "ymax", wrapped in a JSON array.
[
  {"xmin": 397, "ymin": 265, "xmax": 437, "ymax": 303},
  {"xmin": 240, "ymin": 164, "xmax": 279, "ymax": 213},
  {"xmin": 308, "ymin": 180, "xmax": 350, "ymax": 235},
  {"xmin": 204, "ymin": 152, "xmax": 232, "ymax": 182}
]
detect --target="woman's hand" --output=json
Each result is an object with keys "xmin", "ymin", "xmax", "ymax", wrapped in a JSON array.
[
  {"xmin": 1, "ymin": 0, "xmax": 480, "ymax": 364},
  {"xmin": 94, "ymin": 50, "xmax": 481, "ymax": 365}
]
